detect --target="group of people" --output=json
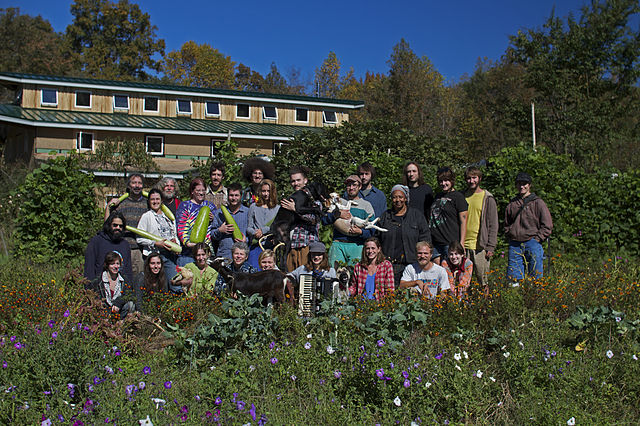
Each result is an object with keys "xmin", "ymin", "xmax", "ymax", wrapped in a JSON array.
[{"xmin": 83, "ymin": 158, "xmax": 553, "ymax": 317}]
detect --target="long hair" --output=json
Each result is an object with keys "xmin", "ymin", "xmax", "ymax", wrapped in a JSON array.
[
  {"xmin": 143, "ymin": 253, "xmax": 166, "ymax": 293},
  {"xmin": 256, "ymin": 179, "xmax": 278, "ymax": 209},
  {"xmin": 146, "ymin": 188, "xmax": 163, "ymax": 209},
  {"xmin": 305, "ymin": 251, "xmax": 329, "ymax": 272},
  {"xmin": 103, "ymin": 211, "xmax": 126, "ymax": 235},
  {"xmin": 359, "ymin": 237, "xmax": 386, "ymax": 267},
  {"xmin": 402, "ymin": 161, "xmax": 425, "ymax": 186},
  {"xmin": 102, "ymin": 251, "xmax": 122, "ymax": 272}
]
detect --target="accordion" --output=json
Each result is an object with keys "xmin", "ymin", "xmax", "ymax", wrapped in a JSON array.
[{"xmin": 298, "ymin": 274, "xmax": 340, "ymax": 317}]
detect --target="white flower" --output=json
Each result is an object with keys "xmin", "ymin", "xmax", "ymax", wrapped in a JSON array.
[
  {"xmin": 304, "ymin": 342, "xmax": 311, "ymax": 350},
  {"xmin": 503, "ymin": 352, "xmax": 510, "ymax": 358},
  {"xmin": 615, "ymin": 317, "xmax": 622, "ymax": 322},
  {"xmin": 151, "ymin": 398, "xmax": 165, "ymax": 409},
  {"xmin": 463, "ymin": 351, "xmax": 468, "ymax": 359},
  {"xmin": 518, "ymin": 341, "xmax": 525, "ymax": 349},
  {"xmin": 633, "ymin": 354, "xmax": 638, "ymax": 361},
  {"xmin": 606, "ymin": 350, "xmax": 614, "ymax": 359},
  {"xmin": 393, "ymin": 396, "xmax": 402, "ymax": 407},
  {"xmin": 489, "ymin": 376, "xmax": 496, "ymax": 382},
  {"xmin": 326, "ymin": 345, "xmax": 335, "ymax": 354},
  {"xmin": 306, "ymin": 333, "xmax": 312, "ymax": 339},
  {"xmin": 567, "ymin": 417, "xmax": 576, "ymax": 425},
  {"xmin": 476, "ymin": 370, "xmax": 483, "ymax": 378},
  {"xmin": 454, "ymin": 353, "xmax": 462, "ymax": 361},
  {"xmin": 139, "ymin": 415, "xmax": 154, "ymax": 425},
  {"xmin": 425, "ymin": 382, "xmax": 432, "ymax": 388},
  {"xmin": 455, "ymin": 364, "xmax": 461, "ymax": 371},
  {"xmin": 249, "ymin": 365, "xmax": 255, "ymax": 372}
]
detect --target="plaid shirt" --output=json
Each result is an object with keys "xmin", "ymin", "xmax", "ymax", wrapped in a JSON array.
[
  {"xmin": 349, "ymin": 259, "xmax": 395, "ymax": 300},
  {"xmin": 290, "ymin": 201, "xmax": 321, "ymax": 249}
]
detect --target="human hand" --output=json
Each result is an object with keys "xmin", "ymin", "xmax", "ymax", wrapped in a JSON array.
[
  {"xmin": 486, "ymin": 251, "xmax": 494, "ymax": 259},
  {"xmin": 111, "ymin": 305, "xmax": 120, "ymax": 313},
  {"xmin": 219, "ymin": 223, "xmax": 233, "ymax": 234},
  {"xmin": 254, "ymin": 229, "xmax": 263, "ymax": 239},
  {"xmin": 281, "ymin": 199, "xmax": 295, "ymax": 211}
]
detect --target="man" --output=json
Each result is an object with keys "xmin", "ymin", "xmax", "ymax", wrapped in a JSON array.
[
  {"xmin": 464, "ymin": 166, "xmax": 498, "ymax": 288},
  {"xmin": 204, "ymin": 161, "xmax": 228, "ymax": 209},
  {"xmin": 402, "ymin": 161, "xmax": 433, "ymax": 220},
  {"xmin": 210, "ymin": 183, "xmax": 249, "ymax": 260},
  {"xmin": 429, "ymin": 167, "xmax": 468, "ymax": 264},
  {"xmin": 355, "ymin": 162, "xmax": 387, "ymax": 218},
  {"xmin": 240, "ymin": 157, "xmax": 275, "ymax": 207},
  {"xmin": 84, "ymin": 212, "xmax": 133, "ymax": 284},
  {"xmin": 155, "ymin": 177, "xmax": 181, "ymax": 218},
  {"xmin": 399, "ymin": 241, "xmax": 450, "ymax": 298},
  {"xmin": 325, "ymin": 175, "xmax": 375, "ymax": 267},
  {"xmin": 106, "ymin": 173, "xmax": 147, "ymax": 276},
  {"xmin": 505, "ymin": 172, "xmax": 553, "ymax": 281},
  {"xmin": 281, "ymin": 165, "xmax": 321, "ymax": 272}
]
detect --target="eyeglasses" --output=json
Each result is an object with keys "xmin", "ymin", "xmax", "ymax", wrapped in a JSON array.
[{"xmin": 112, "ymin": 224, "xmax": 124, "ymax": 229}]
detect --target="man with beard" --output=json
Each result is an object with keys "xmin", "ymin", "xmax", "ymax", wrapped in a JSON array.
[
  {"xmin": 399, "ymin": 241, "xmax": 449, "ymax": 299},
  {"xmin": 84, "ymin": 212, "xmax": 133, "ymax": 283},
  {"xmin": 155, "ymin": 177, "xmax": 181, "ymax": 217},
  {"xmin": 204, "ymin": 161, "xmax": 228, "ymax": 209},
  {"xmin": 353, "ymin": 162, "xmax": 386, "ymax": 218}
]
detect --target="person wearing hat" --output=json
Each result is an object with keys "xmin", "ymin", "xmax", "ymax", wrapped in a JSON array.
[
  {"xmin": 240, "ymin": 157, "xmax": 276, "ymax": 207},
  {"xmin": 323, "ymin": 174, "xmax": 375, "ymax": 268},
  {"xmin": 377, "ymin": 184, "xmax": 431, "ymax": 285},
  {"xmin": 504, "ymin": 172, "xmax": 553, "ymax": 281},
  {"xmin": 286, "ymin": 241, "xmax": 337, "ymax": 288}
]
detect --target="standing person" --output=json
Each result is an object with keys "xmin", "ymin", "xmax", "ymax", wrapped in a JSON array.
[
  {"xmin": 176, "ymin": 177, "xmax": 216, "ymax": 267},
  {"xmin": 87, "ymin": 251, "xmax": 137, "ymax": 319},
  {"xmin": 441, "ymin": 241, "xmax": 474, "ymax": 299},
  {"xmin": 84, "ymin": 212, "xmax": 133, "ymax": 284},
  {"xmin": 377, "ymin": 185, "xmax": 430, "ymax": 285},
  {"xmin": 356, "ymin": 162, "xmax": 387, "ymax": 218},
  {"xmin": 282, "ymin": 166, "xmax": 321, "ymax": 272},
  {"xmin": 211, "ymin": 183, "xmax": 249, "ymax": 261},
  {"xmin": 463, "ymin": 166, "xmax": 498, "ymax": 289},
  {"xmin": 106, "ymin": 173, "xmax": 147, "ymax": 276},
  {"xmin": 240, "ymin": 157, "xmax": 276, "ymax": 207},
  {"xmin": 349, "ymin": 237, "xmax": 395, "ymax": 300},
  {"xmin": 136, "ymin": 188, "xmax": 179, "ymax": 285},
  {"xmin": 505, "ymin": 172, "xmax": 553, "ymax": 281},
  {"xmin": 204, "ymin": 162, "xmax": 228, "ymax": 209},
  {"xmin": 246, "ymin": 179, "xmax": 280, "ymax": 268},
  {"xmin": 182, "ymin": 243, "xmax": 218, "ymax": 298},
  {"xmin": 134, "ymin": 253, "xmax": 167, "ymax": 313},
  {"xmin": 155, "ymin": 177, "xmax": 181, "ymax": 219},
  {"xmin": 429, "ymin": 167, "xmax": 468, "ymax": 264},
  {"xmin": 325, "ymin": 174, "xmax": 375, "ymax": 267},
  {"xmin": 399, "ymin": 241, "xmax": 450, "ymax": 299},
  {"xmin": 402, "ymin": 161, "xmax": 433, "ymax": 221}
]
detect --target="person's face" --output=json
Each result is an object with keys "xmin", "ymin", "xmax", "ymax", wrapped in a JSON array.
[
  {"xmin": 364, "ymin": 241, "xmax": 380, "ymax": 261},
  {"xmin": 439, "ymin": 179, "xmax": 453, "ymax": 192},
  {"xmin": 448, "ymin": 250, "xmax": 463, "ymax": 266},
  {"xmin": 129, "ymin": 176, "xmax": 143, "ymax": 196},
  {"xmin": 260, "ymin": 256, "xmax": 275, "ymax": 270},
  {"xmin": 251, "ymin": 169, "xmax": 264, "ymax": 185},
  {"xmin": 391, "ymin": 190, "xmax": 407, "ymax": 211},
  {"xmin": 466, "ymin": 174, "xmax": 480, "ymax": 191},
  {"xmin": 162, "ymin": 180, "xmax": 176, "ymax": 198},
  {"xmin": 232, "ymin": 248, "xmax": 247, "ymax": 266},
  {"xmin": 110, "ymin": 218, "xmax": 124, "ymax": 238},
  {"xmin": 405, "ymin": 164, "xmax": 419, "ymax": 184},
  {"xmin": 210, "ymin": 169, "xmax": 224, "ymax": 188},
  {"xmin": 191, "ymin": 184, "xmax": 205, "ymax": 203},
  {"xmin": 149, "ymin": 192, "xmax": 162, "ymax": 212},
  {"xmin": 108, "ymin": 259, "xmax": 121, "ymax": 275},
  {"xmin": 149, "ymin": 256, "xmax": 162, "ymax": 275},
  {"xmin": 516, "ymin": 181, "xmax": 531, "ymax": 196},
  {"xmin": 359, "ymin": 170, "xmax": 372, "ymax": 187},
  {"xmin": 345, "ymin": 180, "xmax": 361, "ymax": 198},
  {"xmin": 416, "ymin": 245, "xmax": 432, "ymax": 267},
  {"xmin": 310, "ymin": 252, "xmax": 324, "ymax": 266},
  {"xmin": 290, "ymin": 173, "xmax": 307, "ymax": 191},
  {"xmin": 260, "ymin": 183, "xmax": 271, "ymax": 202},
  {"xmin": 195, "ymin": 249, "xmax": 208, "ymax": 269},
  {"xmin": 228, "ymin": 190, "xmax": 241, "ymax": 208}
]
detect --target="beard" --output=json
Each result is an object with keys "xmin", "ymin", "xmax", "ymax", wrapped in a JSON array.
[
  {"xmin": 110, "ymin": 229, "xmax": 124, "ymax": 241},
  {"xmin": 162, "ymin": 189, "xmax": 175, "ymax": 199}
]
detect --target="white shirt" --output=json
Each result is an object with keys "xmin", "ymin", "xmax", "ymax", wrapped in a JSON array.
[{"xmin": 401, "ymin": 262, "xmax": 450, "ymax": 298}]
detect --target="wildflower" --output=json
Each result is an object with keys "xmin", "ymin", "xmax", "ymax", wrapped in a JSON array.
[
  {"xmin": 402, "ymin": 370, "xmax": 409, "ymax": 379},
  {"xmin": 41, "ymin": 417, "xmax": 52, "ymax": 426},
  {"xmin": 334, "ymin": 371, "xmax": 342, "ymax": 379},
  {"xmin": 126, "ymin": 385, "xmax": 135, "ymax": 397},
  {"xmin": 567, "ymin": 417, "xmax": 576, "ymax": 425},
  {"xmin": 489, "ymin": 376, "xmax": 496, "ymax": 382},
  {"xmin": 606, "ymin": 350, "xmax": 614, "ymax": 359},
  {"xmin": 290, "ymin": 375, "xmax": 297, "ymax": 381},
  {"xmin": 615, "ymin": 317, "xmax": 622, "ymax": 323},
  {"xmin": 164, "ymin": 381, "xmax": 172, "ymax": 389},
  {"xmin": 519, "ymin": 341, "xmax": 524, "ymax": 349},
  {"xmin": 214, "ymin": 397, "xmax": 222, "ymax": 405},
  {"xmin": 633, "ymin": 355, "xmax": 638, "ymax": 361},
  {"xmin": 2, "ymin": 361, "xmax": 7, "ymax": 369},
  {"xmin": 377, "ymin": 339, "xmax": 385, "ymax": 347},
  {"xmin": 376, "ymin": 368, "xmax": 385, "ymax": 379},
  {"xmin": 393, "ymin": 396, "xmax": 401, "ymax": 407},
  {"xmin": 435, "ymin": 353, "xmax": 443, "ymax": 360},
  {"xmin": 304, "ymin": 342, "xmax": 311, "ymax": 350},
  {"xmin": 306, "ymin": 333, "xmax": 312, "ymax": 339},
  {"xmin": 425, "ymin": 382, "xmax": 432, "ymax": 388},
  {"xmin": 455, "ymin": 364, "xmax": 461, "ymax": 371},
  {"xmin": 105, "ymin": 366, "xmax": 114, "ymax": 375},
  {"xmin": 249, "ymin": 403, "xmax": 257, "ymax": 421},
  {"xmin": 64, "ymin": 309, "xmax": 70, "ymax": 318},
  {"xmin": 269, "ymin": 341, "xmax": 275, "ymax": 349},
  {"xmin": 270, "ymin": 357, "xmax": 278, "ymax": 364},
  {"xmin": 151, "ymin": 398, "xmax": 165, "ymax": 409},
  {"xmin": 503, "ymin": 352, "xmax": 510, "ymax": 358},
  {"xmin": 51, "ymin": 332, "xmax": 57, "ymax": 340},
  {"xmin": 67, "ymin": 383, "xmax": 75, "ymax": 397},
  {"xmin": 142, "ymin": 366, "xmax": 151, "ymax": 375},
  {"xmin": 139, "ymin": 382, "xmax": 146, "ymax": 391},
  {"xmin": 88, "ymin": 385, "xmax": 94, "ymax": 393},
  {"xmin": 463, "ymin": 351, "xmax": 469, "ymax": 359},
  {"xmin": 326, "ymin": 345, "xmax": 335, "ymax": 354},
  {"xmin": 454, "ymin": 353, "xmax": 461, "ymax": 361},
  {"xmin": 236, "ymin": 401, "xmax": 246, "ymax": 410},
  {"xmin": 476, "ymin": 370, "xmax": 483, "ymax": 378},
  {"xmin": 403, "ymin": 379, "xmax": 411, "ymax": 388}
]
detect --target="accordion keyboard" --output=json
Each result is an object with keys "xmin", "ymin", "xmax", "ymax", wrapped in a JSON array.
[{"xmin": 298, "ymin": 274, "xmax": 315, "ymax": 317}]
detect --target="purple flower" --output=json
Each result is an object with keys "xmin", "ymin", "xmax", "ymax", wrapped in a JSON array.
[
  {"xmin": 93, "ymin": 376, "xmax": 102, "ymax": 385},
  {"xmin": 48, "ymin": 320, "xmax": 55, "ymax": 328},
  {"xmin": 435, "ymin": 353, "xmax": 443, "ymax": 360},
  {"xmin": 68, "ymin": 383, "xmax": 75, "ymax": 397},
  {"xmin": 10, "ymin": 336, "xmax": 16, "ymax": 342},
  {"xmin": 104, "ymin": 366, "xmax": 113, "ymax": 374},
  {"xmin": 138, "ymin": 382, "xmax": 145, "ymax": 390},
  {"xmin": 402, "ymin": 371, "xmax": 409, "ymax": 379},
  {"xmin": 14, "ymin": 342, "xmax": 23, "ymax": 350},
  {"xmin": 2, "ymin": 361, "xmax": 6, "ymax": 369},
  {"xmin": 290, "ymin": 375, "xmax": 297, "ymax": 381},
  {"xmin": 377, "ymin": 339, "xmax": 385, "ymax": 347},
  {"xmin": 214, "ymin": 397, "xmax": 222, "ymax": 405},
  {"xmin": 64, "ymin": 309, "xmax": 70, "ymax": 318},
  {"xmin": 334, "ymin": 371, "xmax": 342, "ymax": 379},
  {"xmin": 249, "ymin": 403, "xmax": 257, "ymax": 421},
  {"xmin": 403, "ymin": 379, "xmax": 411, "ymax": 388},
  {"xmin": 51, "ymin": 331, "xmax": 58, "ymax": 340},
  {"xmin": 269, "ymin": 341, "xmax": 275, "ymax": 349},
  {"xmin": 194, "ymin": 395, "xmax": 200, "ymax": 402},
  {"xmin": 57, "ymin": 415, "xmax": 64, "ymax": 422},
  {"xmin": 270, "ymin": 357, "xmax": 278, "ymax": 364},
  {"xmin": 180, "ymin": 405, "xmax": 188, "ymax": 414},
  {"xmin": 237, "ymin": 401, "xmax": 246, "ymax": 410},
  {"xmin": 389, "ymin": 362, "xmax": 395, "ymax": 369},
  {"xmin": 304, "ymin": 342, "xmax": 311, "ymax": 350},
  {"xmin": 88, "ymin": 385, "xmax": 94, "ymax": 393},
  {"xmin": 376, "ymin": 368, "xmax": 385, "ymax": 379},
  {"xmin": 164, "ymin": 381, "xmax": 172, "ymax": 389}
]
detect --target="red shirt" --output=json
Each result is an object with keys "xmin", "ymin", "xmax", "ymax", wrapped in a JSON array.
[{"xmin": 349, "ymin": 260, "xmax": 395, "ymax": 300}]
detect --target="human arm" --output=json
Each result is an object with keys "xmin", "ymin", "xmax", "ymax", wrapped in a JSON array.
[
  {"xmin": 535, "ymin": 200, "xmax": 553, "ymax": 242},
  {"xmin": 485, "ymin": 196, "xmax": 499, "ymax": 257},
  {"xmin": 458, "ymin": 211, "xmax": 468, "ymax": 248},
  {"xmin": 458, "ymin": 260, "xmax": 473, "ymax": 295}
]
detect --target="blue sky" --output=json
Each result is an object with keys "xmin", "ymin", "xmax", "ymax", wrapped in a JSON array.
[{"xmin": 7, "ymin": 0, "xmax": 593, "ymax": 84}]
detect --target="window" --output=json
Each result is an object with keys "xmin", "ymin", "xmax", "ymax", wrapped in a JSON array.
[
  {"xmin": 144, "ymin": 96, "xmax": 158, "ymax": 112},
  {"xmin": 295, "ymin": 108, "xmax": 308, "ymax": 123},
  {"xmin": 236, "ymin": 103, "xmax": 250, "ymax": 119},
  {"xmin": 177, "ymin": 99, "xmax": 192, "ymax": 114},
  {"xmin": 75, "ymin": 91, "xmax": 91, "ymax": 108},
  {"xmin": 323, "ymin": 110, "xmax": 337, "ymax": 124},
  {"xmin": 145, "ymin": 135, "xmax": 164, "ymax": 156},
  {"xmin": 41, "ymin": 89, "xmax": 57, "ymax": 106},
  {"xmin": 205, "ymin": 101, "xmax": 220, "ymax": 117},
  {"xmin": 263, "ymin": 106, "xmax": 277, "ymax": 120},
  {"xmin": 211, "ymin": 139, "xmax": 223, "ymax": 157},
  {"xmin": 76, "ymin": 132, "xmax": 94, "ymax": 151},
  {"xmin": 113, "ymin": 94, "xmax": 129, "ymax": 110},
  {"xmin": 273, "ymin": 142, "xmax": 285, "ymax": 156}
]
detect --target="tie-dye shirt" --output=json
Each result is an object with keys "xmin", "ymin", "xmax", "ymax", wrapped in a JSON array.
[{"xmin": 176, "ymin": 200, "xmax": 216, "ymax": 248}]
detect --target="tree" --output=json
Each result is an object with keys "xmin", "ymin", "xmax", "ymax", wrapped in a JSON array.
[
  {"xmin": 263, "ymin": 63, "xmax": 289, "ymax": 94},
  {"xmin": 314, "ymin": 51, "xmax": 342, "ymax": 98},
  {"xmin": 234, "ymin": 63, "xmax": 264, "ymax": 92},
  {"xmin": 65, "ymin": 0, "xmax": 165, "ymax": 81},
  {"xmin": 163, "ymin": 41, "xmax": 236, "ymax": 89}
]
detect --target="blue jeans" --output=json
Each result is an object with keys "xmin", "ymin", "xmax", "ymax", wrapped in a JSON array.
[{"xmin": 508, "ymin": 239, "xmax": 544, "ymax": 280}]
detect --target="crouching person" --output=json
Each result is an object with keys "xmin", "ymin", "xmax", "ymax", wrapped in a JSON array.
[
  {"xmin": 398, "ymin": 241, "xmax": 450, "ymax": 298},
  {"xmin": 180, "ymin": 242, "xmax": 218, "ymax": 298},
  {"xmin": 87, "ymin": 251, "xmax": 137, "ymax": 319}
]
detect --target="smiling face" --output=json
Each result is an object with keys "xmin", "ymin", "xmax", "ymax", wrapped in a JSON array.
[
  {"xmin": 310, "ymin": 252, "xmax": 324, "ymax": 266},
  {"xmin": 162, "ymin": 180, "xmax": 176, "ymax": 199},
  {"xmin": 149, "ymin": 256, "xmax": 162, "ymax": 275},
  {"xmin": 210, "ymin": 169, "xmax": 224, "ymax": 189},
  {"xmin": 149, "ymin": 192, "xmax": 162, "ymax": 212},
  {"xmin": 227, "ymin": 189, "xmax": 242, "ymax": 209},
  {"xmin": 439, "ymin": 178, "xmax": 453, "ymax": 192},
  {"xmin": 364, "ymin": 241, "xmax": 380, "ymax": 262},
  {"xmin": 251, "ymin": 169, "xmax": 264, "ymax": 185},
  {"xmin": 391, "ymin": 190, "xmax": 407, "ymax": 212},
  {"xmin": 466, "ymin": 174, "xmax": 480, "ymax": 191},
  {"xmin": 345, "ymin": 180, "xmax": 361, "ymax": 199},
  {"xmin": 232, "ymin": 248, "xmax": 247, "ymax": 267},
  {"xmin": 516, "ymin": 181, "xmax": 531, "ymax": 197},
  {"xmin": 108, "ymin": 259, "xmax": 121, "ymax": 276},
  {"xmin": 195, "ymin": 248, "xmax": 208, "ymax": 269},
  {"xmin": 416, "ymin": 244, "xmax": 432, "ymax": 269},
  {"xmin": 259, "ymin": 255, "xmax": 275, "ymax": 270},
  {"xmin": 191, "ymin": 184, "xmax": 205, "ymax": 203},
  {"xmin": 290, "ymin": 173, "xmax": 307, "ymax": 191},
  {"xmin": 128, "ymin": 176, "xmax": 143, "ymax": 196},
  {"xmin": 448, "ymin": 249, "xmax": 463, "ymax": 266}
]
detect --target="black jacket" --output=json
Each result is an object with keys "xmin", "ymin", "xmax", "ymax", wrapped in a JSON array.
[{"xmin": 377, "ymin": 207, "xmax": 431, "ymax": 264}]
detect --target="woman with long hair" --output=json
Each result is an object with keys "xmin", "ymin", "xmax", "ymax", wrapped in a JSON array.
[
  {"xmin": 133, "ymin": 253, "xmax": 167, "ymax": 313},
  {"xmin": 349, "ymin": 237, "xmax": 395, "ymax": 300},
  {"xmin": 441, "ymin": 241, "xmax": 473, "ymax": 299},
  {"xmin": 246, "ymin": 179, "xmax": 280, "ymax": 268},
  {"xmin": 88, "ymin": 251, "xmax": 137, "ymax": 319},
  {"xmin": 287, "ymin": 241, "xmax": 336, "ymax": 285},
  {"xmin": 176, "ymin": 177, "xmax": 216, "ymax": 269}
]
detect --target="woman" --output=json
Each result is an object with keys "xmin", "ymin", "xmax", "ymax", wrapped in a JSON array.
[
  {"xmin": 176, "ymin": 177, "xmax": 216, "ymax": 267},
  {"xmin": 246, "ymin": 179, "xmax": 280, "ymax": 268},
  {"xmin": 441, "ymin": 241, "xmax": 473, "ymax": 299},
  {"xmin": 136, "ymin": 188, "xmax": 179, "ymax": 285},
  {"xmin": 349, "ymin": 237, "xmax": 395, "ymax": 300},
  {"xmin": 287, "ymin": 241, "xmax": 336, "ymax": 286},
  {"xmin": 88, "ymin": 251, "xmax": 137, "ymax": 319},
  {"xmin": 377, "ymin": 184, "xmax": 431, "ymax": 285},
  {"xmin": 182, "ymin": 242, "xmax": 218, "ymax": 298},
  {"xmin": 134, "ymin": 253, "xmax": 167, "ymax": 312},
  {"xmin": 215, "ymin": 241, "xmax": 257, "ymax": 293},
  {"xmin": 258, "ymin": 249, "xmax": 278, "ymax": 271}
]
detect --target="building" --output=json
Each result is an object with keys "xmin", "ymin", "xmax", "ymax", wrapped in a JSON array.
[{"xmin": 0, "ymin": 72, "xmax": 364, "ymax": 176}]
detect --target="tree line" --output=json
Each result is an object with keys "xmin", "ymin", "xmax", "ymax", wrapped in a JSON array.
[{"xmin": 1, "ymin": 0, "xmax": 639, "ymax": 170}]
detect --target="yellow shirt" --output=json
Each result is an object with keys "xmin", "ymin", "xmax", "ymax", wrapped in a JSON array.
[{"xmin": 465, "ymin": 190, "xmax": 485, "ymax": 250}]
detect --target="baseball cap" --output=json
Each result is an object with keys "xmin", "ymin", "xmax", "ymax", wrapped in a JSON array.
[
  {"xmin": 345, "ymin": 175, "xmax": 362, "ymax": 185},
  {"xmin": 308, "ymin": 241, "xmax": 326, "ymax": 254},
  {"xmin": 515, "ymin": 172, "xmax": 532, "ymax": 184}
]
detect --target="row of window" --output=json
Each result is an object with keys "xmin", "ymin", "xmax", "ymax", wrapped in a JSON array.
[{"xmin": 41, "ymin": 88, "xmax": 339, "ymax": 123}]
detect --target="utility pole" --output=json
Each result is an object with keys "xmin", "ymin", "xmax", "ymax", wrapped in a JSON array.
[{"xmin": 531, "ymin": 102, "xmax": 537, "ymax": 152}]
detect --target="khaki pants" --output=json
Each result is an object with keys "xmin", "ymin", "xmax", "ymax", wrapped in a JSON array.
[
  {"xmin": 466, "ymin": 249, "xmax": 490, "ymax": 288},
  {"xmin": 287, "ymin": 246, "xmax": 309, "ymax": 273}
]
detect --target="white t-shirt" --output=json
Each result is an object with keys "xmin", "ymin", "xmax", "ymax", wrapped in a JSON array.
[{"xmin": 401, "ymin": 262, "xmax": 450, "ymax": 298}]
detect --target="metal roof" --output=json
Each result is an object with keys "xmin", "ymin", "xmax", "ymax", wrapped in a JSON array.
[
  {"xmin": 0, "ymin": 71, "xmax": 364, "ymax": 109},
  {"xmin": 0, "ymin": 104, "xmax": 320, "ymax": 140}
]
